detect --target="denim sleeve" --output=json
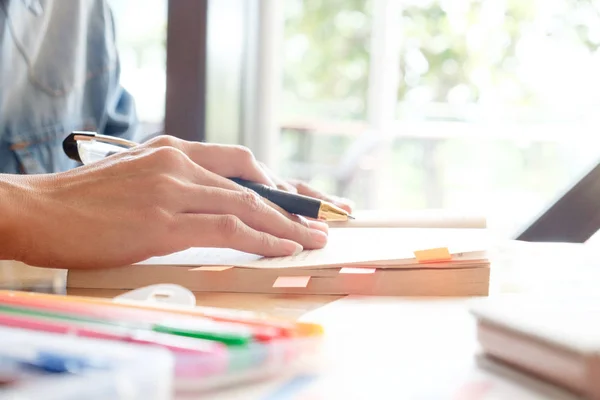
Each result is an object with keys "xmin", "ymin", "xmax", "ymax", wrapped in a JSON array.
[{"xmin": 0, "ymin": 0, "xmax": 139, "ymax": 175}]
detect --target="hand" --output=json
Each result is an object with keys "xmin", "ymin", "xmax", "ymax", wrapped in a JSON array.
[
  {"xmin": 4, "ymin": 136, "xmax": 330, "ymax": 269},
  {"xmin": 137, "ymin": 137, "xmax": 352, "ymax": 212}
]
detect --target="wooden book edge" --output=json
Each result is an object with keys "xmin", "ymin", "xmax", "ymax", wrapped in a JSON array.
[{"xmin": 477, "ymin": 320, "xmax": 600, "ymax": 399}]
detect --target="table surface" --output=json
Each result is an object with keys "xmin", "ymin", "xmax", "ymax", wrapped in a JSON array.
[{"xmin": 1, "ymin": 239, "xmax": 599, "ymax": 399}]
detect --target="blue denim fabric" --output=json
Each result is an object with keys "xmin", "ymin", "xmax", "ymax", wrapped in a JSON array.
[{"xmin": 0, "ymin": 0, "xmax": 137, "ymax": 174}]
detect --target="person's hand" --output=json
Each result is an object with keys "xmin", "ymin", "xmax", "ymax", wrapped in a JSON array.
[{"xmin": 4, "ymin": 136, "xmax": 331, "ymax": 269}]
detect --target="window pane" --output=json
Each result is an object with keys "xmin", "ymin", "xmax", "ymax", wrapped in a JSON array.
[
  {"xmin": 108, "ymin": 0, "xmax": 167, "ymax": 135},
  {"xmin": 282, "ymin": 0, "xmax": 372, "ymax": 121},
  {"xmin": 279, "ymin": 0, "xmax": 600, "ymax": 238},
  {"xmin": 391, "ymin": 0, "xmax": 600, "ymax": 234},
  {"xmin": 396, "ymin": 0, "xmax": 600, "ymax": 122}
]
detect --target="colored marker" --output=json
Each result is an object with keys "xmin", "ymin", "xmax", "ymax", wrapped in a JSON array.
[
  {"xmin": 1, "ymin": 349, "xmax": 110, "ymax": 374},
  {"xmin": 0, "ymin": 312, "xmax": 226, "ymax": 356},
  {"xmin": 0, "ymin": 291, "xmax": 323, "ymax": 337},
  {"xmin": 0, "ymin": 304, "xmax": 251, "ymax": 346},
  {"xmin": 0, "ymin": 294, "xmax": 280, "ymax": 343}
]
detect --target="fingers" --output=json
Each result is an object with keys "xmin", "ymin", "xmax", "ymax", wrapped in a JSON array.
[
  {"xmin": 136, "ymin": 135, "xmax": 353, "ymax": 214},
  {"xmin": 289, "ymin": 180, "xmax": 354, "ymax": 213},
  {"xmin": 172, "ymin": 214, "xmax": 304, "ymax": 257},
  {"xmin": 275, "ymin": 181, "xmax": 297, "ymax": 192},
  {"xmin": 185, "ymin": 166, "xmax": 330, "ymax": 235},
  {"xmin": 175, "ymin": 185, "xmax": 328, "ymax": 250},
  {"xmin": 258, "ymin": 162, "xmax": 298, "ymax": 193},
  {"xmin": 124, "ymin": 145, "xmax": 330, "ymax": 242},
  {"xmin": 140, "ymin": 136, "xmax": 276, "ymax": 187},
  {"xmin": 260, "ymin": 199, "xmax": 329, "ymax": 235},
  {"xmin": 307, "ymin": 219, "xmax": 329, "ymax": 233}
]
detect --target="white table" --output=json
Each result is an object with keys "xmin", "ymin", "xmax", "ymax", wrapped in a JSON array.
[{"xmin": 2, "ymin": 240, "xmax": 600, "ymax": 399}]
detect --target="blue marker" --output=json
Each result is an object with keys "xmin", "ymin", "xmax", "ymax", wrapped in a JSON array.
[{"xmin": 1, "ymin": 349, "xmax": 111, "ymax": 374}]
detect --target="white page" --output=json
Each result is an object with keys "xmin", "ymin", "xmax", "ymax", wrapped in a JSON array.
[
  {"xmin": 137, "ymin": 228, "xmax": 490, "ymax": 269},
  {"xmin": 327, "ymin": 209, "xmax": 487, "ymax": 229}
]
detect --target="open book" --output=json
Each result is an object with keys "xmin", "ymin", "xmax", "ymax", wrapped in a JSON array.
[{"xmin": 67, "ymin": 228, "xmax": 491, "ymax": 296}]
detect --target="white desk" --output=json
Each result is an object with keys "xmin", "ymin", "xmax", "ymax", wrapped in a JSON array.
[
  {"xmin": 196, "ymin": 295, "xmax": 588, "ymax": 400},
  {"xmin": 1, "ymin": 240, "xmax": 599, "ymax": 399}
]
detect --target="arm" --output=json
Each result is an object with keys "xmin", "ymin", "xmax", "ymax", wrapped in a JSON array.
[{"xmin": 0, "ymin": 174, "xmax": 30, "ymax": 261}]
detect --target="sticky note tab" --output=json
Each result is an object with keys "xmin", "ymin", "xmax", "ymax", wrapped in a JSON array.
[
  {"xmin": 414, "ymin": 247, "xmax": 451, "ymax": 263},
  {"xmin": 273, "ymin": 276, "xmax": 311, "ymax": 288},
  {"xmin": 190, "ymin": 266, "xmax": 233, "ymax": 272},
  {"xmin": 339, "ymin": 267, "xmax": 376, "ymax": 274}
]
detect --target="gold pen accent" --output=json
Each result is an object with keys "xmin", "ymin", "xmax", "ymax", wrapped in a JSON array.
[{"xmin": 317, "ymin": 202, "xmax": 355, "ymax": 221}]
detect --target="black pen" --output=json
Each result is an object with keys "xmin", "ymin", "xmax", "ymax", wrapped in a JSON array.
[
  {"xmin": 63, "ymin": 132, "xmax": 355, "ymax": 221},
  {"xmin": 230, "ymin": 178, "xmax": 354, "ymax": 221}
]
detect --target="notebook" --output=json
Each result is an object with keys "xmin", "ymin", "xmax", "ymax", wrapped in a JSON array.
[
  {"xmin": 67, "ymin": 228, "xmax": 491, "ymax": 296},
  {"xmin": 471, "ymin": 297, "xmax": 600, "ymax": 400}
]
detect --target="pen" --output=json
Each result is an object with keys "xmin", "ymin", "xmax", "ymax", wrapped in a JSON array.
[
  {"xmin": 0, "ymin": 290, "xmax": 324, "ymax": 337},
  {"xmin": 229, "ymin": 178, "xmax": 352, "ymax": 222},
  {"xmin": 62, "ymin": 131, "xmax": 354, "ymax": 221}
]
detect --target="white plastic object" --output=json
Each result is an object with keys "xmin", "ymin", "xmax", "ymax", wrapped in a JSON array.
[{"xmin": 113, "ymin": 284, "xmax": 196, "ymax": 307}]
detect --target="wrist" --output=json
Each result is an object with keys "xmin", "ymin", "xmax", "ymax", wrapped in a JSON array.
[{"xmin": 0, "ymin": 175, "xmax": 36, "ymax": 261}]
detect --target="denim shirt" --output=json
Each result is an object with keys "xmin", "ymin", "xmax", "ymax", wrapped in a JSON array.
[{"xmin": 0, "ymin": 0, "xmax": 137, "ymax": 174}]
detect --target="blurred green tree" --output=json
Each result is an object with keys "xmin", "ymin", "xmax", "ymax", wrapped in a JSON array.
[{"xmin": 283, "ymin": 0, "xmax": 372, "ymax": 121}]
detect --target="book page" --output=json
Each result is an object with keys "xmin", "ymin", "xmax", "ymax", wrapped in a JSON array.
[
  {"xmin": 138, "ymin": 228, "xmax": 489, "ymax": 269},
  {"xmin": 327, "ymin": 209, "xmax": 487, "ymax": 229}
]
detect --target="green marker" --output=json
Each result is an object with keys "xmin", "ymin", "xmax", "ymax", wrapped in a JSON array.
[
  {"xmin": 0, "ymin": 304, "xmax": 251, "ymax": 346},
  {"xmin": 153, "ymin": 321, "xmax": 250, "ymax": 346}
]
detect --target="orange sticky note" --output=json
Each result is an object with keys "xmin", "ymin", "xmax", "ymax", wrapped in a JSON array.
[
  {"xmin": 273, "ymin": 276, "xmax": 311, "ymax": 288},
  {"xmin": 190, "ymin": 266, "xmax": 233, "ymax": 272},
  {"xmin": 414, "ymin": 247, "xmax": 451, "ymax": 263},
  {"xmin": 339, "ymin": 267, "xmax": 376, "ymax": 274}
]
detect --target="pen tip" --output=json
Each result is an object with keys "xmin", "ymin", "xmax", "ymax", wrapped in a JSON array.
[{"xmin": 348, "ymin": 214, "xmax": 355, "ymax": 220}]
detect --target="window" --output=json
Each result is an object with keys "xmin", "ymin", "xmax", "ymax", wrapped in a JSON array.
[
  {"xmin": 108, "ymin": 0, "xmax": 167, "ymax": 138},
  {"xmin": 280, "ymin": 0, "xmax": 600, "ymax": 236}
]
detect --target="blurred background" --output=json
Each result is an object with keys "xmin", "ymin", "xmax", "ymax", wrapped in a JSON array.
[{"xmin": 108, "ymin": 0, "xmax": 600, "ymax": 238}]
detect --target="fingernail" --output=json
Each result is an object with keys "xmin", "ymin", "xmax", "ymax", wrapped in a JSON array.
[
  {"xmin": 309, "ymin": 220, "xmax": 329, "ymax": 234},
  {"xmin": 283, "ymin": 240, "xmax": 303, "ymax": 256},
  {"xmin": 311, "ymin": 229, "xmax": 328, "ymax": 246}
]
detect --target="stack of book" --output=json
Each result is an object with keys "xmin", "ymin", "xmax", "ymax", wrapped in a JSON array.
[
  {"xmin": 472, "ymin": 297, "xmax": 600, "ymax": 399},
  {"xmin": 67, "ymin": 227, "xmax": 491, "ymax": 296}
]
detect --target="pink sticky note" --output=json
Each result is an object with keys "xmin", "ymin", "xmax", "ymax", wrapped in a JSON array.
[
  {"xmin": 190, "ymin": 266, "xmax": 233, "ymax": 272},
  {"xmin": 272, "ymin": 276, "xmax": 311, "ymax": 288},
  {"xmin": 339, "ymin": 267, "xmax": 376, "ymax": 274}
]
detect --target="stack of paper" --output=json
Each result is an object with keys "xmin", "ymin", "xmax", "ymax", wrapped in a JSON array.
[{"xmin": 67, "ymin": 228, "xmax": 491, "ymax": 296}]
